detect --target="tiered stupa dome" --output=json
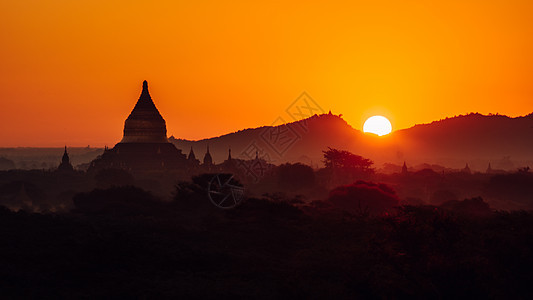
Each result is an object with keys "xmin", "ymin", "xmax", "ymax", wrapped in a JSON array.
[
  {"xmin": 121, "ymin": 81, "xmax": 168, "ymax": 143},
  {"xmin": 88, "ymin": 81, "xmax": 187, "ymax": 173}
]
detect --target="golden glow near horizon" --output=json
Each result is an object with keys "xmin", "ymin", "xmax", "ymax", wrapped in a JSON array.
[
  {"xmin": 363, "ymin": 116, "xmax": 393, "ymax": 136},
  {"xmin": 1, "ymin": 1, "xmax": 533, "ymax": 146}
]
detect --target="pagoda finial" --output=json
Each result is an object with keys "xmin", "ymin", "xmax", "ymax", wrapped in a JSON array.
[{"xmin": 143, "ymin": 80, "xmax": 148, "ymax": 90}]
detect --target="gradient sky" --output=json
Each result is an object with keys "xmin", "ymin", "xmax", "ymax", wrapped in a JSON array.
[{"xmin": 1, "ymin": 0, "xmax": 532, "ymax": 147}]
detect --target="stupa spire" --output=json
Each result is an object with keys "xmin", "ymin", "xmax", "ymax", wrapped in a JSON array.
[
  {"xmin": 203, "ymin": 145, "xmax": 213, "ymax": 165},
  {"xmin": 62, "ymin": 146, "xmax": 69, "ymax": 163},
  {"xmin": 402, "ymin": 161, "xmax": 408, "ymax": 174},
  {"xmin": 188, "ymin": 146, "xmax": 197, "ymax": 160},
  {"xmin": 57, "ymin": 146, "xmax": 74, "ymax": 172}
]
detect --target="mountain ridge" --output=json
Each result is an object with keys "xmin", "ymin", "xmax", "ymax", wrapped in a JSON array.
[{"xmin": 169, "ymin": 112, "xmax": 533, "ymax": 170}]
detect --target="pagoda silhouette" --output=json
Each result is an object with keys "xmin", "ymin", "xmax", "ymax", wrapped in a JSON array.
[
  {"xmin": 57, "ymin": 146, "xmax": 74, "ymax": 172},
  {"xmin": 88, "ymin": 81, "xmax": 187, "ymax": 173}
]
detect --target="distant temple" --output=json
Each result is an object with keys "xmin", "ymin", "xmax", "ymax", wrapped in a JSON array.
[
  {"xmin": 462, "ymin": 163, "xmax": 471, "ymax": 174},
  {"xmin": 188, "ymin": 147, "xmax": 197, "ymax": 161},
  {"xmin": 88, "ymin": 81, "xmax": 187, "ymax": 172},
  {"xmin": 57, "ymin": 146, "xmax": 74, "ymax": 172},
  {"xmin": 187, "ymin": 146, "xmax": 200, "ymax": 169},
  {"xmin": 401, "ymin": 161, "xmax": 408, "ymax": 175},
  {"xmin": 203, "ymin": 145, "xmax": 213, "ymax": 166},
  {"xmin": 187, "ymin": 147, "xmax": 198, "ymax": 162}
]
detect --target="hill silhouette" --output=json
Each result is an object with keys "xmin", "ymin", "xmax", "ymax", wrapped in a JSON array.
[
  {"xmin": 170, "ymin": 113, "xmax": 364, "ymax": 168},
  {"xmin": 392, "ymin": 113, "xmax": 533, "ymax": 170},
  {"xmin": 170, "ymin": 112, "xmax": 533, "ymax": 171}
]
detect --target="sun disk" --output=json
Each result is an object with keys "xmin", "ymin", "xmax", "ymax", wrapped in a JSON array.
[{"xmin": 363, "ymin": 116, "xmax": 392, "ymax": 136}]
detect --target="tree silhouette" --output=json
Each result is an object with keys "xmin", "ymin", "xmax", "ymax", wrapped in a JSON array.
[{"xmin": 322, "ymin": 147, "xmax": 373, "ymax": 172}]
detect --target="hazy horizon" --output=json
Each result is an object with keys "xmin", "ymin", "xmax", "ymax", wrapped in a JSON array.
[{"xmin": 1, "ymin": 110, "xmax": 531, "ymax": 148}]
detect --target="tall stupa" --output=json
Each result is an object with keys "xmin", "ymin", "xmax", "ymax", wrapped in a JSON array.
[
  {"xmin": 88, "ymin": 81, "xmax": 187, "ymax": 172},
  {"xmin": 121, "ymin": 80, "xmax": 168, "ymax": 143}
]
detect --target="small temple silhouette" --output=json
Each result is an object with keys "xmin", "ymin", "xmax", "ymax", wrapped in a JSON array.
[
  {"xmin": 462, "ymin": 163, "xmax": 471, "ymax": 174},
  {"xmin": 187, "ymin": 146, "xmax": 200, "ymax": 167},
  {"xmin": 401, "ymin": 161, "xmax": 408, "ymax": 175},
  {"xmin": 57, "ymin": 146, "xmax": 74, "ymax": 172},
  {"xmin": 89, "ymin": 81, "xmax": 187, "ymax": 172},
  {"xmin": 203, "ymin": 145, "xmax": 213, "ymax": 165}
]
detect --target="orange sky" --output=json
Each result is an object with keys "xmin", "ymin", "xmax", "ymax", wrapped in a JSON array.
[{"xmin": 1, "ymin": 0, "xmax": 532, "ymax": 147}]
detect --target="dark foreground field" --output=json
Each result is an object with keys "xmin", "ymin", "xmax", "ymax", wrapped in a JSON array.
[{"xmin": 1, "ymin": 187, "xmax": 532, "ymax": 299}]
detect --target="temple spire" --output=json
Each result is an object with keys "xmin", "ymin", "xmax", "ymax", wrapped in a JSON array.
[
  {"xmin": 57, "ymin": 146, "xmax": 74, "ymax": 172},
  {"xmin": 203, "ymin": 145, "xmax": 213, "ymax": 165},
  {"xmin": 137, "ymin": 80, "xmax": 154, "ymax": 107},
  {"xmin": 62, "ymin": 146, "xmax": 69, "ymax": 163},
  {"xmin": 487, "ymin": 163, "xmax": 493, "ymax": 174},
  {"xmin": 188, "ymin": 146, "xmax": 196, "ymax": 160}
]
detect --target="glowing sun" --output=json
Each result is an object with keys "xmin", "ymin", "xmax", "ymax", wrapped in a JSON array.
[{"xmin": 363, "ymin": 116, "xmax": 392, "ymax": 136}]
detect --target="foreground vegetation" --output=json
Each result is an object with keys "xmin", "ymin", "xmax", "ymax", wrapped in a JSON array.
[{"xmin": 0, "ymin": 185, "xmax": 532, "ymax": 299}]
